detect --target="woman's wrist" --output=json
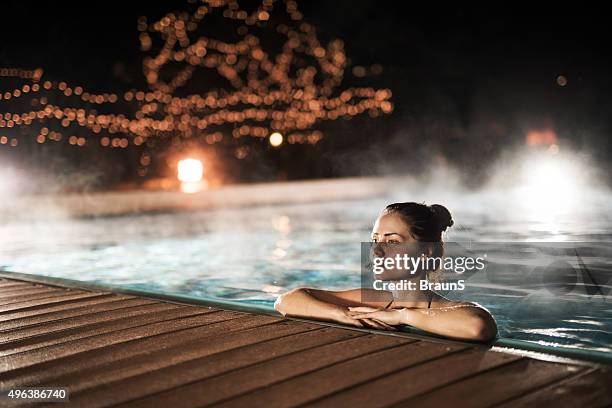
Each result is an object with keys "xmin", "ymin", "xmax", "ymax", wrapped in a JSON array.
[
  {"xmin": 399, "ymin": 308, "xmax": 419, "ymax": 325},
  {"xmin": 329, "ymin": 305, "xmax": 349, "ymax": 320}
]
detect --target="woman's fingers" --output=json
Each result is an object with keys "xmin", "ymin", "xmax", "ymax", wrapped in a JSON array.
[
  {"xmin": 337, "ymin": 313, "xmax": 395, "ymax": 331},
  {"xmin": 347, "ymin": 310, "xmax": 381, "ymax": 318},
  {"xmin": 372, "ymin": 319, "xmax": 397, "ymax": 330},
  {"xmin": 359, "ymin": 318, "xmax": 391, "ymax": 330},
  {"xmin": 340, "ymin": 307, "xmax": 397, "ymax": 330},
  {"xmin": 362, "ymin": 318, "xmax": 396, "ymax": 331},
  {"xmin": 347, "ymin": 318, "xmax": 364, "ymax": 328},
  {"xmin": 350, "ymin": 310, "xmax": 402, "ymax": 326},
  {"xmin": 335, "ymin": 313, "xmax": 364, "ymax": 328},
  {"xmin": 350, "ymin": 311, "xmax": 383, "ymax": 320},
  {"xmin": 348, "ymin": 306, "xmax": 379, "ymax": 313},
  {"xmin": 358, "ymin": 318, "xmax": 382, "ymax": 329}
]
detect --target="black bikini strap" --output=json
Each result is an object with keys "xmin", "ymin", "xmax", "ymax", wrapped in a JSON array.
[{"xmin": 428, "ymin": 292, "xmax": 433, "ymax": 309}]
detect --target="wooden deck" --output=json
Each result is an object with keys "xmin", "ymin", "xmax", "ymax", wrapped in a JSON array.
[{"xmin": 0, "ymin": 277, "xmax": 610, "ymax": 407}]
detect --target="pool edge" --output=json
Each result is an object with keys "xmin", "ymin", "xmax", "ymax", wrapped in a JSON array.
[{"xmin": 1, "ymin": 269, "xmax": 610, "ymax": 367}]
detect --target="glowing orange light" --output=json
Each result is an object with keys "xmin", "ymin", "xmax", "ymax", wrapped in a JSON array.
[
  {"xmin": 269, "ymin": 132, "xmax": 283, "ymax": 147},
  {"xmin": 177, "ymin": 158, "xmax": 204, "ymax": 182},
  {"xmin": 526, "ymin": 129, "xmax": 558, "ymax": 146}
]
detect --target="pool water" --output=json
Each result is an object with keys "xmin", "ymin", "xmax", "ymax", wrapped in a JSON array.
[{"xmin": 1, "ymin": 190, "xmax": 611, "ymax": 355}]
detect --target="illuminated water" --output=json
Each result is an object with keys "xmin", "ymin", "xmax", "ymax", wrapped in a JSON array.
[{"xmin": 1, "ymin": 190, "xmax": 611, "ymax": 354}]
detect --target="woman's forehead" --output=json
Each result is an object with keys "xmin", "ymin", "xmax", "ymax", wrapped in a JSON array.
[{"xmin": 373, "ymin": 212, "xmax": 408, "ymax": 233}]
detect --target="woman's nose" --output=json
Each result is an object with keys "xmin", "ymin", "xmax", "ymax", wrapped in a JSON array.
[{"xmin": 373, "ymin": 243, "xmax": 385, "ymax": 257}]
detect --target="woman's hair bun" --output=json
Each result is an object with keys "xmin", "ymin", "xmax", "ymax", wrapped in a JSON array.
[{"xmin": 430, "ymin": 204, "xmax": 454, "ymax": 232}]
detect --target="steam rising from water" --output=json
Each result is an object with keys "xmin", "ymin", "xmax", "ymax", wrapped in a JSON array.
[
  {"xmin": 0, "ymin": 146, "xmax": 610, "ymax": 228},
  {"xmin": 1, "ymin": 148, "xmax": 610, "ymax": 281}
]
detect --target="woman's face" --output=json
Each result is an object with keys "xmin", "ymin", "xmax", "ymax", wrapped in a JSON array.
[
  {"xmin": 371, "ymin": 212, "xmax": 421, "ymax": 280},
  {"xmin": 371, "ymin": 212, "xmax": 415, "ymax": 244}
]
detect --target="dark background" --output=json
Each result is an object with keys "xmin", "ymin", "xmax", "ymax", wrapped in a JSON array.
[{"xmin": 1, "ymin": 1, "xmax": 611, "ymax": 191}]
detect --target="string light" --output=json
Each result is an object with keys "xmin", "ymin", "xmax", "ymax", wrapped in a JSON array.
[
  {"xmin": 269, "ymin": 132, "xmax": 283, "ymax": 147},
  {"xmin": 0, "ymin": 67, "xmax": 43, "ymax": 81},
  {"xmin": 0, "ymin": 0, "xmax": 393, "ymax": 152}
]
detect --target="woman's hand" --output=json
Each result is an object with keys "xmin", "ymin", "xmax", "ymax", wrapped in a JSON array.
[
  {"xmin": 274, "ymin": 288, "xmax": 397, "ymax": 331},
  {"xmin": 330, "ymin": 307, "xmax": 365, "ymax": 328},
  {"xmin": 347, "ymin": 306, "xmax": 404, "ymax": 327},
  {"xmin": 331, "ymin": 307, "xmax": 397, "ymax": 330},
  {"xmin": 331, "ymin": 308, "xmax": 396, "ymax": 330}
]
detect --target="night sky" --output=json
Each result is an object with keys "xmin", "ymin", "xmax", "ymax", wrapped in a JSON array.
[{"xmin": 1, "ymin": 1, "xmax": 611, "ymax": 190}]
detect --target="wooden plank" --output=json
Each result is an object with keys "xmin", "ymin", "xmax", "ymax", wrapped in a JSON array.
[
  {"xmin": 0, "ymin": 277, "xmax": 609, "ymax": 408},
  {"xmin": 40, "ymin": 317, "xmax": 307, "ymax": 394},
  {"xmin": 0, "ymin": 309, "xmax": 241, "ymax": 372},
  {"xmin": 0, "ymin": 301, "xmax": 192, "ymax": 343},
  {"xmin": 0, "ymin": 287, "xmax": 66, "ymax": 300},
  {"xmin": 393, "ymin": 358, "xmax": 585, "ymax": 408},
  {"xmin": 0, "ymin": 288, "xmax": 72, "ymax": 305},
  {"xmin": 308, "ymin": 348, "xmax": 525, "ymax": 408},
  {"xmin": 2, "ymin": 315, "xmax": 300, "ymax": 389},
  {"xmin": 0, "ymin": 304, "xmax": 210, "ymax": 356},
  {"xmin": 0, "ymin": 291, "xmax": 110, "ymax": 314},
  {"xmin": 217, "ymin": 341, "xmax": 471, "ymax": 408},
  {"xmin": 0, "ymin": 285, "xmax": 52, "ymax": 295},
  {"xmin": 0, "ymin": 282, "xmax": 53, "ymax": 296},
  {"xmin": 0, "ymin": 297, "xmax": 156, "ymax": 331},
  {"xmin": 110, "ymin": 332, "xmax": 410, "ymax": 408},
  {"xmin": 0, "ymin": 281, "xmax": 33, "ymax": 289},
  {"xmin": 496, "ymin": 367, "xmax": 612, "ymax": 408},
  {"xmin": 71, "ymin": 327, "xmax": 367, "ymax": 407},
  {"xmin": 0, "ymin": 294, "xmax": 134, "ymax": 322}
]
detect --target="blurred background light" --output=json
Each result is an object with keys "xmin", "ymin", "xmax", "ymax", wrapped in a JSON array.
[{"xmin": 177, "ymin": 158, "xmax": 203, "ymax": 183}]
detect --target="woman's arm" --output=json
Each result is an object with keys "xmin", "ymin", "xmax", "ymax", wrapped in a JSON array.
[
  {"xmin": 274, "ymin": 288, "xmax": 394, "ymax": 329},
  {"xmin": 349, "ymin": 303, "xmax": 497, "ymax": 342},
  {"xmin": 401, "ymin": 303, "xmax": 497, "ymax": 342}
]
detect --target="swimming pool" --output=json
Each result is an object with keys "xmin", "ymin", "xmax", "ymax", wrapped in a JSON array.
[{"xmin": 1, "ymin": 188, "xmax": 611, "ymax": 359}]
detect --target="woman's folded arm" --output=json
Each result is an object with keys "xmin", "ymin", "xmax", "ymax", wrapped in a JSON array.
[
  {"xmin": 349, "ymin": 302, "xmax": 497, "ymax": 342},
  {"xmin": 274, "ymin": 288, "xmax": 395, "ymax": 330}
]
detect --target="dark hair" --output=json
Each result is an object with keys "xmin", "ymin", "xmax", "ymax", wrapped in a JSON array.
[{"xmin": 384, "ymin": 202, "xmax": 454, "ymax": 242}]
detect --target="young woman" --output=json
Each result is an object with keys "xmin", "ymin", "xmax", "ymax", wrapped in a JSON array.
[{"xmin": 274, "ymin": 202, "xmax": 497, "ymax": 342}]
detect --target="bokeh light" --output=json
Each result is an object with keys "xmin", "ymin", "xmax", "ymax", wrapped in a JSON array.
[
  {"xmin": 269, "ymin": 132, "xmax": 283, "ymax": 147},
  {"xmin": 0, "ymin": 0, "xmax": 393, "ymax": 157},
  {"xmin": 177, "ymin": 158, "xmax": 204, "ymax": 183}
]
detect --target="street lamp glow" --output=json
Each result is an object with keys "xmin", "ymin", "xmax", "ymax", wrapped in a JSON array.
[
  {"xmin": 269, "ymin": 132, "xmax": 283, "ymax": 147},
  {"xmin": 177, "ymin": 158, "xmax": 203, "ymax": 183},
  {"xmin": 516, "ymin": 153, "xmax": 584, "ymax": 228}
]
